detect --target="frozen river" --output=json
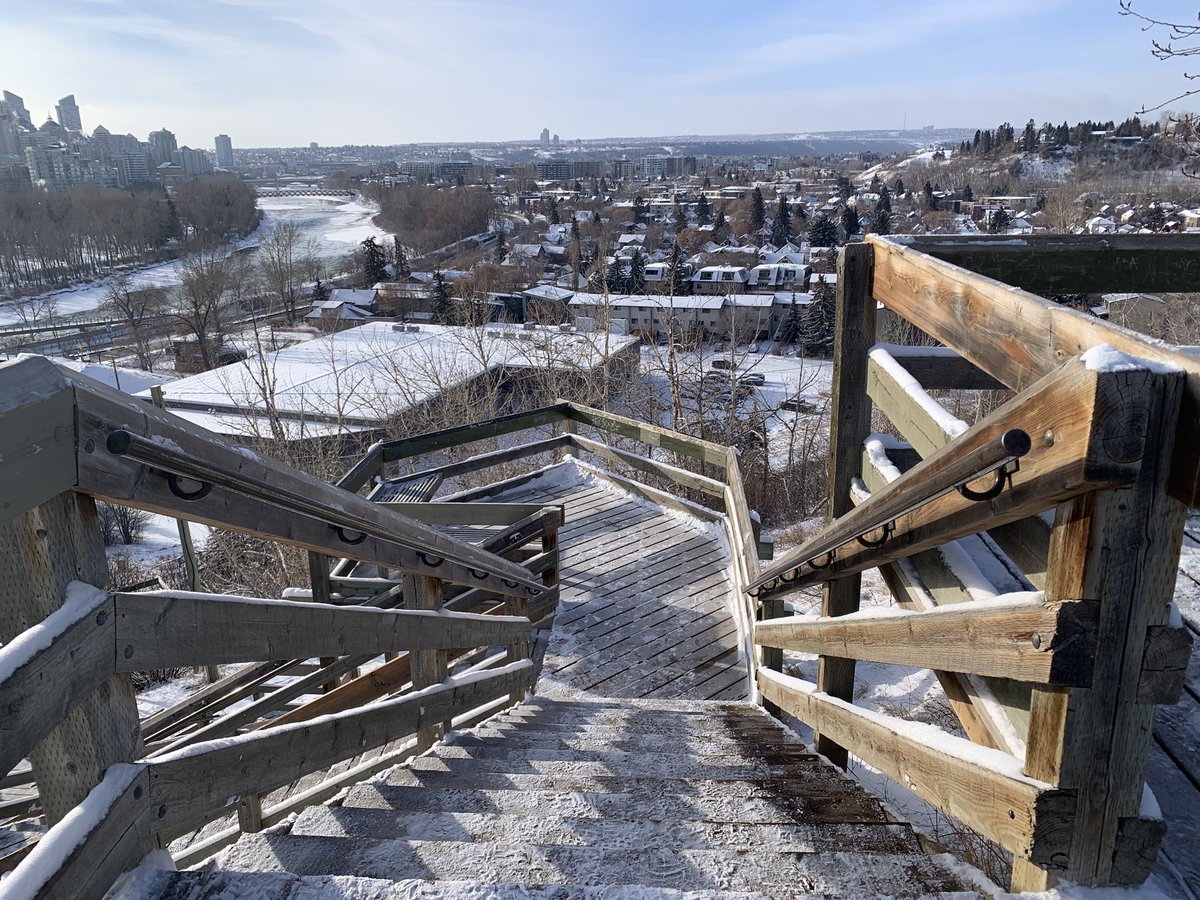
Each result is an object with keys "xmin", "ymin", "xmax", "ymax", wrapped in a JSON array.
[{"xmin": 0, "ymin": 194, "xmax": 391, "ymax": 326}]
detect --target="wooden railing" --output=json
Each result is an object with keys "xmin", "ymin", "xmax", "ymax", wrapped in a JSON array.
[
  {"xmin": 752, "ymin": 235, "xmax": 1200, "ymax": 891},
  {"xmin": 0, "ymin": 357, "xmax": 558, "ymax": 899}
]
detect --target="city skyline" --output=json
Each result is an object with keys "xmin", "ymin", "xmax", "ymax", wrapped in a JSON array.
[{"xmin": 2, "ymin": 0, "xmax": 1198, "ymax": 147}]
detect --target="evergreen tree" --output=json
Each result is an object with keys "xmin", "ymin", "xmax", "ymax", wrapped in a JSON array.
[
  {"xmin": 712, "ymin": 205, "xmax": 728, "ymax": 238},
  {"xmin": 893, "ymin": 177, "xmax": 905, "ymax": 195},
  {"xmin": 573, "ymin": 180, "xmax": 583, "ymax": 193},
  {"xmin": 840, "ymin": 205, "xmax": 860, "ymax": 239},
  {"xmin": 358, "ymin": 236, "xmax": 388, "ymax": 287},
  {"xmin": 771, "ymin": 196, "xmax": 793, "ymax": 246},
  {"xmin": 605, "ymin": 257, "xmax": 626, "ymax": 294},
  {"xmin": 803, "ymin": 275, "xmax": 836, "ymax": 355},
  {"xmin": 696, "ymin": 193, "xmax": 712, "ymax": 226},
  {"xmin": 628, "ymin": 249, "xmax": 646, "ymax": 293},
  {"xmin": 988, "ymin": 207, "xmax": 1012, "ymax": 234},
  {"xmin": 393, "ymin": 237, "xmax": 410, "ymax": 277},
  {"xmin": 877, "ymin": 184, "xmax": 892, "ymax": 214},
  {"xmin": 632, "ymin": 195, "xmax": 646, "ymax": 224},
  {"xmin": 549, "ymin": 197, "xmax": 560, "ymax": 225},
  {"xmin": 1144, "ymin": 204, "xmax": 1166, "ymax": 231},
  {"xmin": 873, "ymin": 206, "xmax": 891, "ymax": 235},
  {"xmin": 672, "ymin": 196, "xmax": 686, "ymax": 230},
  {"xmin": 750, "ymin": 187, "xmax": 767, "ymax": 233},
  {"xmin": 923, "ymin": 181, "xmax": 938, "ymax": 212},
  {"xmin": 571, "ymin": 217, "xmax": 580, "ymax": 242},
  {"xmin": 962, "ymin": 182, "xmax": 974, "ymax": 202},
  {"xmin": 430, "ymin": 271, "xmax": 454, "ymax": 325},
  {"xmin": 311, "ymin": 278, "xmax": 331, "ymax": 305},
  {"xmin": 703, "ymin": 175, "xmax": 712, "ymax": 189},
  {"xmin": 667, "ymin": 244, "xmax": 691, "ymax": 296},
  {"xmin": 494, "ymin": 227, "xmax": 507, "ymax": 263},
  {"xmin": 778, "ymin": 294, "xmax": 802, "ymax": 345},
  {"xmin": 1022, "ymin": 119, "xmax": 1037, "ymax": 151},
  {"xmin": 807, "ymin": 214, "xmax": 838, "ymax": 247},
  {"xmin": 869, "ymin": 173, "xmax": 882, "ymax": 192},
  {"xmin": 835, "ymin": 174, "xmax": 853, "ymax": 203}
]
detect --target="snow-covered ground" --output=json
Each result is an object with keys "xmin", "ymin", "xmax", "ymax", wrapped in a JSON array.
[{"xmin": 0, "ymin": 194, "xmax": 390, "ymax": 325}]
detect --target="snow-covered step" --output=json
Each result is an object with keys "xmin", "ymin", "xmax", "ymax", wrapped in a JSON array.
[
  {"xmin": 290, "ymin": 804, "xmax": 924, "ymax": 855},
  {"xmin": 343, "ymin": 779, "xmax": 891, "ymax": 825},
  {"xmin": 444, "ymin": 728, "xmax": 804, "ymax": 755},
  {"xmin": 153, "ymin": 870, "xmax": 789, "ymax": 900},
  {"xmin": 407, "ymin": 750, "xmax": 816, "ymax": 781},
  {"xmin": 213, "ymin": 833, "xmax": 969, "ymax": 896}
]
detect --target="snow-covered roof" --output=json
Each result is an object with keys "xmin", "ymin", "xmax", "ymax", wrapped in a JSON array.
[
  {"xmin": 522, "ymin": 284, "xmax": 575, "ymax": 302},
  {"xmin": 48, "ymin": 356, "xmax": 172, "ymax": 396},
  {"xmin": 568, "ymin": 292, "xmax": 725, "ymax": 312},
  {"xmin": 329, "ymin": 289, "xmax": 377, "ymax": 307},
  {"xmin": 150, "ymin": 323, "xmax": 638, "ymax": 436}
]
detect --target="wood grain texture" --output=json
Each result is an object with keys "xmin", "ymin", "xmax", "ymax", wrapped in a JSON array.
[
  {"xmin": 899, "ymin": 233, "xmax": 1200, "ymax": 295},
  {"xmin": 563, "ymin": 403, "xmax": 731, "ymax": 467},
  {"xmin": 0, "ymin": 593, "xmax": 116, "ymax": 777},
  {"xmin": 0, "ymin": 493, "xmax": 142, "ymax": 825},
  {"xmin": 867, "ymin": 234, "xmax": 1200, "ymax": 504},
  {"xmin": 569, "ymin": 433, "xmax": 727, "ymax": 498},
  {"xmin": 113, "ymin": 591, "xmax": 530, "ymax": 669},
  {"xmin": 755, "ymin": 599, "xmax": 1098, "ymax": 686},
  {"xmin": 150, "ymin": 661, "xmax": 535, "ymax": 836},
  {"xmin": 760, "ymin": 669, "xmax": 1074, "ymax": 862},
  {"xmin": 816, "ymin": 241, "xmax": 876, "ymax": 767},
  {"xmin": 1018, "ymin": 364, "xmax": 1187, "ymax": 889},
  {"xmin": 757, "ymin": 359, "xmax": 1144, "ymax": 597},
  {"xmin": 379, "ymin": 404, "xmax": 569, "ymax": 463}
]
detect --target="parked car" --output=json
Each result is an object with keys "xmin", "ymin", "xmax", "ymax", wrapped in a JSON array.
[
  {"xmin": 710, "ymin": 358, "xmax": 733, "ymax": 369},
  {"xmin": 739, "ymin": 373, "xmax": 766, "ymax": 386},
  {"xmin": 780, "ymin": 396, "xmax": 817, "ymax": 413}
]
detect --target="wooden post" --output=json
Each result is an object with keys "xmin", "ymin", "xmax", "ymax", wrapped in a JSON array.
[
  {"xmin": 409, "ymin": 575, "xmax": 448, "ymax": 752},
  {"xmin": 759, "ymin": 595, "xmax": 785, "ymax": 717},
  {"xmin": 237, "ymin": 792, "xmax": 264, "ymax": 833},
  {"xmin": 815, "ymin": 241, "xmax": 875, "ymax": 768},
  {"xmin": 307, "ymin": 551, "xmax": 333, "ymax": 605},
  {"xmin": 0, "ymin": 493, "xmax": 142, "ymax": 824},
  {"xmin": 1012, "ymin": 366, "xmax": 1187, "ymax": 891}
]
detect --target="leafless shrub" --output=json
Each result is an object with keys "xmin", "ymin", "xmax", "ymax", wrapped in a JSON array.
[{"xmin": 97, "ymin": 502, "xmax": 151, "ymax": 546}]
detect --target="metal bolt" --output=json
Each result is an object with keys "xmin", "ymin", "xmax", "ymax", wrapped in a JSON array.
[
  {"xmin": 133, "ymin": 785, "xmax": 143, "ymax": 800},
  {"xmin": 1031, "ymin": 633, "xmax": 1042, "ymax": 649},
  {"xmin": 124, "ymin": 645, "xmax": 134, "ymax": 659},
  {"xmin": 84, "ymin": 438, "xmax": 96, "ymax": 453},
  {"xmin": 158, "ymin": 805, "xmax": 167, "ymax": 819},
  {"xmin": 95, "ymin": 611, "xmax": 108, "ymax": 626}
]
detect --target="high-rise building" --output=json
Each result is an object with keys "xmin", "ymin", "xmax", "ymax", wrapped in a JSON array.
[
  {"xmin": 148, "ymin": 128, "xmax": 177, "ymax": 166},
  {"xmin": 118, "ymin": 149, "xmax": 150, "ymax": 184},
  {"xmin": 55, "ymin": 94, "xmax": 82, "ymax": 133},
  {"xmin": 173, "ymin": 146, "xmax": 213, "ymax": 177},
  {"xmin": 214, "ymin": 134, "xmax": 234, "ymax": 169},
  {"xmin": 552, "ymin": 133, "xmax": 560, "ymax": 149},
  {"xmin": 2, "ymin": 91, "xmax": 31, "ymax": 126},
  {"xmin": 540, "ymin": 128, "xmax": 550, "ymax": 149},
  {"xmin": 25, "ymin": 143, "xmax": 84, "ymax": 191}
]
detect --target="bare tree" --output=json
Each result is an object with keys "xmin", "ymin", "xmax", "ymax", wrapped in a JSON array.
[
  {"xmin": 103, "ymin": 275, "xmax": 169, "ymax": 369},
  {"xmin": 258, "ymin": 221, "xmax": 322, "ymax": 323}
]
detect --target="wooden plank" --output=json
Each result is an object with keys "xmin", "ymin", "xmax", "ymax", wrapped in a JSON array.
[
  {"xmin": 875, "ymin": 344, "xmax": 1007, "ymax": 391},
  {"xmin": 562, "ymin": 403, "xmax": 730, "ymax": 467},
  {"xmin": 376, "ymin": 502, "xmax": 559, "ymax": 527},
  {"xmin": 901, "ymin": 233, "xmax": 1200, "ymax": 295},
  {"xmin": 755, "ymin": 359, "xmax": 1155, "ymax": 597},
  {"xmin": 756, "ymin": 599, "xmax": 1097, "ymax": 685},
  {"xmin": 141, "ymin": 661, "xmax": 300, "ymax": 742},
  {"xmin": 868, "ymin": 233, "xmax": 1200, "ymax": 505},
  {"xmin": 64, "ymin": 372, "xmax": 544, "ymax": 600},
  {"xmin": 380, "ymin": 404, "xmax": 569, "ymax": 462},
  {"xmin": 385, "ymin": 435, "xmax": 571, "ymax": 488},
  {"xmin": 0, "ymin": 357, "xmax": 78, "ymax": 528},
  {"xmin": 3, "ymin": 766, "xmax": 151, "ymax": 900},
  {"xmin": 866, "ymin": 349, "xmax": 966, "ymax": 459},
  {"xmin": 150, "ymin": 661, "xmax": 534, "ymax": 837},
  {"xmin": 0, "ymin": 494, "xmax": 142, "ymax": 826},
  {"xmin": 410, "ymin": 576, "xmax": 450, "ymax": 751},
  {"xmin": 860, "ymin": 452, "xmax": 1032, "ymax": 752},
  {"xmin": 1015, "ymin": 364, "xmax": 1187, "ymax": 889},
  {"xmin": 759, "ymin": 668, "xmax": 1074, "ymax": 863},
  {"xmin": 113, "ymin": 592, "xmax": 530, "ymax": 670},
  {"xmin": 0, "ymin": 593, "xmax": 117, "ymax": 778},
  {"xmin": 569, "ymin": 433, "xmax": 727, "ymax": 498},
  {"xmin": 814, "ymin": 241, "xmax": 876, "ymax": 768}
]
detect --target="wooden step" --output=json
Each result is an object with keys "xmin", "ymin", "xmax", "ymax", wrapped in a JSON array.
[{"xmin": 214, "ymin": 833, "xmax": 969, "ymax": 896}]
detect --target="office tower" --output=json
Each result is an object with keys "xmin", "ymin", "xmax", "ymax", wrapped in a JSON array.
[
  {"xmin": 214, "ymin": 134, "xmax": 234, "ymax": 168},
  {"xmin": 55, "ymin": 94, "xmax": 82, "ymax": 132},
  {"xmin": 173, "ymin": 146, "xmax": 213, "ymax": 177},
  {"xmin": 2, "ymin": 91, "xmax": 31, "ymax": 126},
  {"xmin": 148, "ymin": 128, "xmax": 177, "ymax": 166},
  {"xmin": 540, "ymin": 128, "xmax": 550, "ymax": 149}
]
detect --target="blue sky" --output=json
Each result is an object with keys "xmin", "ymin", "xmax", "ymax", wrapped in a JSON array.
[{"xmin": 2, "ymin": 0, "xmax": 1199, "ymax": 148}]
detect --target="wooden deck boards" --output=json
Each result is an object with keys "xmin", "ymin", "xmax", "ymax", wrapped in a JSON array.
[{"xmin": 480, "ymin": 465, "xmax": 749, "ymax": 702}]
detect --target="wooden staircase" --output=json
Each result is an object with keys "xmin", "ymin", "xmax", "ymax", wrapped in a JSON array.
[{"xmin": 142, "ymin": 697, "xmax": 971, "ymax": 898}]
